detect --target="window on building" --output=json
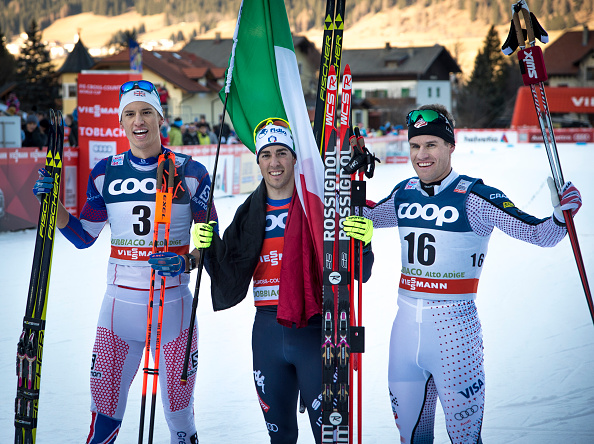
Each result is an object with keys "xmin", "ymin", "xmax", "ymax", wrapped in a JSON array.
[
  {"xmin": 436, "ymin": 87, "xmax": 441, "ymax": 98},
  {"xmin": 428, "ymin": 87, "xmax": 432, "ymax": 98},
  {"xmin": 354, "ymin": 89, "xmax": 363, "ymax": 99},
  {"xmin": 586, "ymin": 67, "xmax": 594, "ymax": 81},
  {"xmin": 401, "ymin": 88, "xmax": 410, "ymax": 98},
  {"xmin": 365, "ymin": 89, "xmax": 387, "ymax": 98},
  {"xmin": 62, "ymin": 83, "xmax": 77, "ymax": 99}
]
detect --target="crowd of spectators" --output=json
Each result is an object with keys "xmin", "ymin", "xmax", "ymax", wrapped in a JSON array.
[
  {"xmin": 1, "ymin": 93, "xmax": 78, "ymax": 149},
  {"xmin": 160, "ymin": 113, "xmax": 238, "ymax": 147}
]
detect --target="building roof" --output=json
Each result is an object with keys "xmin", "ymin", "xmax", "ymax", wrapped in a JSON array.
[
  {"xmin": 543, "ymin": 27, "xmax": 594, "ymax": 76},
  {"xmin": 59, "ymin": 39, "xmax": 95, "ymax": 73},
  {"xmin": 342, "ymin": 43, "xmax": 461, "ymax": 80},
  {"xmin": 92, "ymin": 49, "xmax": 223, "ymax": 93},
  {"xmin": 182, "ymin": 35, "xmax": 320, "ymax": 69}
]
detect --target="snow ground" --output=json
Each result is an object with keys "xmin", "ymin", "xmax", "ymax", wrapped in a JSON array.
[{"xmin": 1, "ymin": 142, "xmax": 593, "ymax": 443}]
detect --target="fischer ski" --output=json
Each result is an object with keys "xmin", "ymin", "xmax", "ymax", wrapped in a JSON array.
[
  {"xmin": 313, "ymin": 0, "xmax": 346, "ymax": 156},
  {"xmin": 15, "ymin": 110, "xmax": 64, "ymax": 444},
  {"xmin": 502, "ymin": 0, "xmax": 593, "ymax": 325}
]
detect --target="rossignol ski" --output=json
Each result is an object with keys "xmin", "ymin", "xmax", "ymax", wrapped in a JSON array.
[
  {"xmin": 321, "ymin": 64, "xmax": 354, "ymax": 443},
  {"xmin": 15, "ymin": 110, "xmax": 64, "ymax": 444},
  {"xmin": 502, "ymin": 0, "xmax": 593, "ymax": 325},
  {"xmin": 313, "ymin": 0, "xmax": 346, "ymax": 156},
  {"xmin": 138, "ymin": 152, "xmax": 176, "ymax": 444}
]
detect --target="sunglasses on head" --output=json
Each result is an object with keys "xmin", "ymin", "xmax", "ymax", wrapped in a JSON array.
[
  {"xmin": 119, "ymin": 80, "xmax": 158, "ymax": 100},
  {"xmin": 253, "ymin": 117, "xmax": 291, "ymax": 144},
  {"xmin": 406, "ymin": 109, "xmax": 452, "ymax": 128}
]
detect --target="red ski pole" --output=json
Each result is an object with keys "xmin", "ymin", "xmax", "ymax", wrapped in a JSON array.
[{"xmin": 503, "ymin": 0, "xmax": 593, "ymax": 324}]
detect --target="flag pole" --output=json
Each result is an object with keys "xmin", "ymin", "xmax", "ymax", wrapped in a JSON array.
[{"xmin": 180, "ymin": 1, "xmax": 244, "ymax": 384}]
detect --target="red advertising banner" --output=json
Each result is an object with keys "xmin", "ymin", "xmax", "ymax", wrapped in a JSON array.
[
  {"xmin": 77, "ymin": 72, "xmax": 141, "ymax": 212},
  {"xmin": 511, "ymin": 86, "xmax": 594, "ymax": 128},
  {"xmin": 0, "ymin": 147, "xmax": 80, "ymax": 231}
]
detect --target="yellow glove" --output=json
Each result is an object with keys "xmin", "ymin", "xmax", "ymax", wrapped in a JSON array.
[
  {"xmin": 192, "ymin": 221, "xmax": 217, "ymax": 249},
  {"xmin": 343, "ymin": 216, "xmax": 373, "ymax": 245}
]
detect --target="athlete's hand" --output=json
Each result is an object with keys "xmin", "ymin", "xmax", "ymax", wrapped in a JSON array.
[
  {"xmin": 192, "ymin": 221, "xmax": 217, "ymax": 249},
  {"xmin": 344, "ymin": 216, "xmax": 373, "ymax": 245},
  {"xmin": 548, "ymin": 178, "xmax": 582, "ymax": 222},
  {"xmin": 148, "ymin": 252, "xmax": 185, "ymax": 277},
  {"xmin": 33, "ymin": 169, "xmax": 54, "ymax": 202}
]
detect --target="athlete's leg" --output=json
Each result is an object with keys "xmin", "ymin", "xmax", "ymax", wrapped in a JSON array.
[
  {"xmin": 388, "ymin": 296, "xmax": 439, "ymax": 444},
  {"xmin": 288, "ymin": 316, "xmax": 323, "ymax": 444},
  {"xmin": 87, "ymin": 285, "xmax": 146, "ymax": 443},
  {"xmin": 157, "ymin": 286, "xmax": 199, "ymax": 444},
  {"xmin": 422, "ymin": 299, "xmax": 485, "ymax": 444},
  {"xmin": 252, "ymin": 308, "xmax": 299, "ymax": 444}
]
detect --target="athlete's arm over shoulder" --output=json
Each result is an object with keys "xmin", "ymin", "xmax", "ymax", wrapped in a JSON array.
[{"xmin": 467, "ymin": 181, "xmax": 566, "ymax": 247}]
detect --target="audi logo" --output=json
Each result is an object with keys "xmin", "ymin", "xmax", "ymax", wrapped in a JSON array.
[
  {"xmin": 266, "ymin": 422, "xmax": 278, "ymax": 432},
  {"xmin": 454, "ymin": 405, "xmax": 479, "ymax": 420}
]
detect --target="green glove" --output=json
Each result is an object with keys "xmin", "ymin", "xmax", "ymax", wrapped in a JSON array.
[
  {"xmin": 192, "ymin": 221, "xmax": 217, "ymax": 249},
  {"xmin": 343, "ymin": 216, "xmax": 373, "ymax": 245}
]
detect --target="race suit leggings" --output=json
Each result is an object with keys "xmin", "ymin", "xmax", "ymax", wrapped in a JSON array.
[
  {"xmin": 252, "ymin": 308, "xmax": 323, "ymax": 444},
  {"xmin": 388, "ymin": 295, "xmax": 485, "ymax": 444},
  {"xmin": 86, "ymin": 284, "xmax": 199, "ymax": 444}
]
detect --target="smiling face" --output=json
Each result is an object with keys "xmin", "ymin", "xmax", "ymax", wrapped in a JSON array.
[
  {"xmin": 258, "ymin": 145, "xmax": 296, "ymax": 199},
  {"xmin": 409, "ymin": 134, "xmax": 455, "ymax": 183},
  {"xmin": 119, "ymin": 102, "xmax": 164, "ymax": 158}
]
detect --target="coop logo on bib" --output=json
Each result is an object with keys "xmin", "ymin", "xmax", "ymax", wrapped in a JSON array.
[
  {"xmin": 398, "ymin": 202, "xmax": 459, "ymax": 226},
  {"xmin": 108, "ymin": 178, "xmax": 157, "ymax": 195}
]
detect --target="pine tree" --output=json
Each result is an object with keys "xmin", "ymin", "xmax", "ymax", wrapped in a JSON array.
[
  {"xmin": 456, "ymin": 25, "xmax": 516, "ymax": 127},
  {"xmin": 0, "ymin": 26, "xmax": 16, "ymax": 87},
  {"xmin": 14, "ymin": 20, "xmax": 59, "ymax": 113}
]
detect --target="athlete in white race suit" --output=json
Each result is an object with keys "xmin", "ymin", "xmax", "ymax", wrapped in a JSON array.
[
  {"xmin": 33, "ymin": 80, "xmax": 217, "ymax": 444},
  {"xmin": 343, "ymin": 104, "xmax": 582, "ymax": 444}
]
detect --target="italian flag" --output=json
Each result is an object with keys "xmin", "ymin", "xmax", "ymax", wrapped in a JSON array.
[{"xmin": 221, "ymin": 0, "xmax": 324, "ymax": 262}]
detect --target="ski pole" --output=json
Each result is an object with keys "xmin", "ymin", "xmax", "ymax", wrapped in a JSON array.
[
  {"xmin": 180, "ymin": 5, "xmax": 242, "ymax": 381},
  {"xmin": 504, "ymin": 0, "xmax": 593, "ymax": 324},
  {"xmin": 138, "ymin": 152, "xmax": 175, "ymax": 444}
]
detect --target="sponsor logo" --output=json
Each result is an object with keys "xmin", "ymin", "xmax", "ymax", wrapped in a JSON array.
[
  {"xmin": 329, "ymin": 271, "xmax": 341, "ymax": 284},
  {"xmin": 398, "ymin": 202, "xmax": 459, "ymax": 226},
  {"xmin": 108, "ymin": 178, "xmax": 156, "ymax": 195},
  {"xmin": 489, "ymin": 193, "xmax": 507, "ymax": 200},
  {"xmin": 111, "ymin": 154, "xmax": 124, "ymax": 166},
  {"xmin": 254, "ymin": 370, "xmax": 266, "ymax": 394},
  {"xmin": 522, "ymin": 49, "xmax": 538, "ymax": 79},
  {"xmin": 405, "ymin": 179, "xmax": 419, "ymax": 190},
  {"xmin": 266, "ymin": 422, "xmax": 278, "ymax": 432},
  {"xmin": 458, "ymin": 379, "xmax": 484, "ymax": 399},
  {"xmin": 329, "ymin": 412, "xmax": 343, "ymax": 425},
  {"xmin": 266, "ymin": 212, "xmax": 288, "ymax": 231},
  {"xmin": 454, "ymin": 179, "xmax": 471, "ymax": 194},
  {"xmin": 413, "ymin": 117, "xmax": 428, "ymax": 128},
  {"xmin": 79, "ymin": 105, "xmax": 118, "ymax": 118},
  {"xmin": 503, "ymin": 201, "xmax": 514, "ymax": 208},
  {"xmin": 257, "ymin": 394, "xmax": 270, "ymax": 413},
  {"xmin": 454, "ymin": 405, "xmax": 479, "ymax": 420},
  {"xmin": 259, "ymin": 250, "xmax": 282, "ymax": 266}
]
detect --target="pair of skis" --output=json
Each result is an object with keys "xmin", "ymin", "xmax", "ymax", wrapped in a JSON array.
[
  {"xmin": 15, "ymin": 110, "xmax": 64, "ymax": 444},
  {"xmin": 503, "ymin": 0, "xmax": 593, "ymax": 324},
  {"xmin": 314, "ymin": 0, "xmax": 346, "ymax": 157},
  {"xmin": 321, "ymin": 64, "xmax": 366, "ymax": 444}
]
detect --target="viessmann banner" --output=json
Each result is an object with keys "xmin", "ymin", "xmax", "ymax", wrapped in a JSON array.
[
  {"xmin": 511, "ymin": 86, "xmax": 594, "ymax": 127},
  {"xmin": 77, "ymin": 71, "xmax": 141, "ymax": 211}
]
